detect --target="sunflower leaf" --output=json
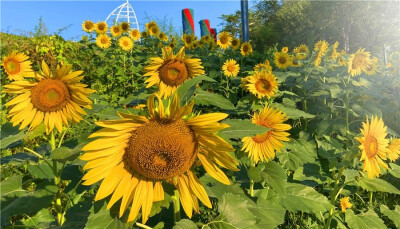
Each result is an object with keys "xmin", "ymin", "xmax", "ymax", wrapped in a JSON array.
[
  {"xmin": 272, "ymin": 103, "xmax": 315, "ymax": 119},
  {"xmin": 194, "ymin": 89, "xmax": 236, "ymax": 110},
  {"xmin": 380, "ymin": 205, "xmax": 400, "ymax": 228},
  {"xmin": 173, "ymin": 219, "xmax": 197, "ymax": 229},
  {"xmin": 0, "ymin": 122, "xmax": 27, "ymax": 150},
  {"xmin": 220, "ymin": 119, "xmax": 269, "ymax": 139},
  {"xmin": 357, "ymin": 177, "xmax": 400, "ymax": 194},
  {"xmin": 261, "ymin": 161, "xmax": 287, "ymax": 197},
  {"xmin": 177, "ymin": 75, "xmax": 215, "ymax": 105},
  {"xmin": 345, "ymin": 209, "xmax": 386, "ymax": 229}
]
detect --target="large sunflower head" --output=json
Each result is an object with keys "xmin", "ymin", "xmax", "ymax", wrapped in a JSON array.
[
  {"xmin": 240, "ymin": 42, "xmax": 253, "ymax": 56},
  {"xmin": 356, "ymin": 116, "xmax": 390, "ymax": 179},
  {"xmin": 149, "ymin": 26, "xmax": 160, "ymax": 36},
  {"xmin": 348, "ymin": 48, "xmax": 371, "ymax": 77},
  {"xmin": 314, "ymin": 40, "xmax": 329, "ymax": 51},
  {"xmin": 81, "ymin": 93, "xmax": 238, "ymax": 223},
  {"xmin": 82, "ymin": 20, "xmax": 95, "ymax": 32},
  {"xmin": 118, "ymin": 36, "xmax": 134, "ymax": 51},
  {"xmin": 95, "ymin": 21, "xmax": 108, "ymax": 34},
  {"xmin": 110, "ymin": 25, "xmax": 122, "ymax": 37},
  {"xmin": 96, "ymin": 34, "xmax": 112, "ymax": 49},
  {"xmin": 274, "ymin": 52, "xmax": 291, "ymax": 69},
  {"xmin": 231, "ymin": 38, "xmax": 241, "ymax": 50},
  {"xmin": 244, "ymin": 71, "xmax": 278, "ymax": 99},
  {"xmin": 222, "ymin": 59, "xmax": 240, "ymax": 77},
  {"xmin": 143, "ymin": 47, "xmax": 205, "ymax": 98},
  {"xmin": 294, "ymin": 44, "xmax": 309, "ymax": 60},
  {"xmin": 1, "ymin": 52, "xmax": 34, "ymax": 80},
  {"xmin": 3, "ymin": 61, "xmax": 95, "ymax": 134},
  {"xmin": 120, "ymin": 22, "xmax": 130, "ymax": 32},
  {"xmin": 388, "ymin": 139, "xmax": 400, "ymax": 162},
  {"xmin": 242, "ymin": 106, "xmax": 291, "ymax": 163},
  {"xmin": 363, "ymin": 57, "xmax": 378, "ymax": 75},
  {"xmin": 129, "ymin": 29, "xmax": 141, "ymax": 41},
  {"xmin": 217, "ymin": 32, "xmax": 232, "ymax": 49}
]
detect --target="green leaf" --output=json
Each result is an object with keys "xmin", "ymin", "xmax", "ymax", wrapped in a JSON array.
[
  {"xmin": 173, "ymin": 219, "xmax": 198, "ymax": 229},
  {"xmin": 261, "ymin": 161, "xmax": 287, "ymax": 197},
  {"xmin": 0, "ymin": 122, "xmax": 26, "ymax": 150},
  {"xmin": 1, "ymin": 176, "xmax": 26, "ymax": 202},
  {"xmin": 177, "ymin": 75, "xmax": 215, "ymax": 105},
  {"xmin": 345, "ymin": 209, "xmax": 386, "ymax": 229},
  {"xmin": 248, "ymin": 167, "xmax": 262, "ymax": 183},
  {"xmin": 208, "ymin": 193, "xmax": 256, "ymax": 228},
  {"xmin": 280, "ymin": 183, "xmax": 332, "ymax": 214},
  {"xmin": 389, "ymin": 163, "xmax": 400, "ymax": 178},
  {"xmin": 329, "ymin": 84, "xmax": 341, "ymax": 98},
  {"xmin": 220, "ymin": 119, "xmax": 269, "ymax": 139},
  {"xmin": 357, "ymin": 177, "xmax": 400, "ymax": 194},
  {"xmin": 86, "ymin": 201, "xmax": 128, "ymax": 229},
  {"xmin": 1, "ymin": 181, "xmax": 57, "ymax": 225},
  {"xmin": 27, "ymin": 162, "xmax": 54, "ymax": 180},
  {"xmin": 277, "ymin": 139, "xmax": 317, "ymax": 171},
  {"xmin": 20, "ymin": 208, "xmax": 56, "ymax": 228},
  {"xmin": 380, "ymin": 205, "xmax": 400, "ymax": 228},
  {"xmin": 1, "ymin": 152, "xmax": 38, "ymax": 165},
  {"xmin": 194, "ymin": 89, "xmax": 236, "ymax": 110},
  {"xmin": 272, "ymin": 103, "xmax": 315, "ymax": 119},
  {"xmin": 251, "ymin": 198, "xmax": 285, "ymax": 229}
]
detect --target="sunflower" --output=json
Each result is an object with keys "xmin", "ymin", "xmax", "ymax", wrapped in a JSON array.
[
  {"xmin": 158, "ymin": 32, "xmax": 168, "ymax": 42},
  {"xmin": 348, "ymin": 48, "xmax": 371, "ymax": 77},
  {"xmin": 274, "ymin": 52, "xmax": 291, "ymax": 69},
  {"xmin": 95, "ymin": 21, "xmax": 108, "ymax": 34},
  {"xmin": 231, "ymin": 38, "xmax": 240, "ymax": 50},
  {"xmin": 149, "ymin": 26, "xmax": 160, "ymax": 36},
  {"xmin": 118, "ymin": 36, "xmax": 134, "ymax": 51},
  {"xmin": 242, "ymin": 106, "xmax": 291, "ymax": 163},
  {"xmin": 145, "ymin": 21, "xmax": 158, "ymax": 31},
  {"xmin": 330, "ymin": 41, "xmax": 340, "ymax": 60},
  {"xmin": 291, "ymin": 56, "xmax": 302, "ymax": 67},
  {"xmin": 120, "ymin": 22, "xmax": 130, "ymax": 33},
  {"xmin": 340, "ymin": 197, "xmax": 352, "ymax": 213},
  {"xmin": 2, "ymin": 52, "xmax": 34, "ymax": 81},
  {"xmin": 182, "ymin": 34, "xmax": 196, "ymax": 48},
  {"xmin": 129, "ymin": 29, "xmax": 141, "ymax": 41},
  {"xmin": 388, "ymin": 139, "xmax": 400, "ymax": 162},
  {"xmin": 110, "ymin": 25, "xmax": 122, "ymax": 37},
  {"xmin": 244, "ymin": 71, "xmax": 278, "ymax": 99},
  {"xmin": 217, "ymin": 32, "xmax": 232, "ymax": 49},
  {"xmin": 314, "ymin": 40, "xmax": 329, "ymax": 52},
  {"xmin": 96, "ymin": 34, "xmax": 112, "ymax": 49},
  {"xmin": 141, "ymin": 31, "xmax": 149, "ymax": 38},
  {"xmin": 294, "ymin": 44, "xmax": 309, "ymax": 60},
  {"xmin": 3, "ymin": 61, "xmax": 94, "ymax": 134},
  {"xmin": 356, "ymin": 116, "xmax": 390, "ymax": 179},
  {"xmin": 144, "ymin": 47, "xmax": 205, "ymax": 98},
  {"xmin": 82, "ymin": 20, "xmax": 94, "ymax": 32},
  {"xmin": 222, "ymin": 59, "xmax": 240, "ymax": 77},
  {"xmin": 363, "ymin": 57, "xmax": 378, "ymax": 75},
  {"xmin": 338, "ymin": 50, "xmax": 347, "ymax": 66},
  {"xmin": 282, "ymin": 47, "xmax": 289, "ymax": 53},
  {"xmin": 202, "ymin": 35, "xmax": 212, "ymax": 43},
  {"xmin": 81, "ymin": 93, "xmax": 238, "ymax": 223},
  {"xmin": 253, "ymin": 63, "xmax": 272, "ymax": 73},
  {"xmin": 240, "ymin": 42, "xmax": 253, "ymax": 56}
]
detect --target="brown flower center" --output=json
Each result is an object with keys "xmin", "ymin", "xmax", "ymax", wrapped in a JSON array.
[
  {"xmin": 123, "ymin": 40, "xmax": 129, "ymax": 46},
  {"xmin": 31, "ymin": 79, "xmax": 70, "ymax": 112},
  {"xmin": 124, "ymin": 119, "xmax": 197, "ymax": 180},
  {"xmin": 255, "ymin": 79, "xmax": 271, "ymax": 93},
  {"xmin": 220, "ymin": 36, "xmax": 228, "ymax": 44},
  {"xmin": 85, "ymin": 22, "xmax": 93, "ymax": 30},
  {"xmin": 279, "ymin": 57, "xmax": 287, "ymax": 64},
  {"xmin": 232, "ymin": 40, "xmax": 238, "ymax": 46},
  {"xmin": 227, "ymin": 64, "xmax": 235, "ymax": 72},
  {"xmin": 101, "ymin": 37, "xmax": 108, "ymax": 44},
  {"xmin": 6, "ymin": 60, "xmax": 21, "ymax": 74},
  {"xmin": 98, "ymin": 24, "xmax": 105, "ymax": 31},
  {"xmin": 365, "ymin": 135, "xmax": 378, "ymax": 158},
  {"xmin": 121, "ymin": 23, "xmax": 129, "ymax": 31},
  {"xmin": 243, "ymin": 45, "xmax": 249, "ymax": 52},
  {"xmin": 158, "ymin": 60, "xmax": 188, "ymax": 86}
]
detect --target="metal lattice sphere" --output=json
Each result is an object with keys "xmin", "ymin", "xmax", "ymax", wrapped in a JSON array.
[{"xmin": 105, "ymin": 0, "xmax": 140, "ymax": 31}]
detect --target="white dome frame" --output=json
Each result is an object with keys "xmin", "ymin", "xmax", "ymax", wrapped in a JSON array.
[{"xmin": 105, "ymin": 0, "xmax": 140, "ymax": 31}]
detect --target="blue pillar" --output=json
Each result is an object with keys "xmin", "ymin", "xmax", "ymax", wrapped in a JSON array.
[{"xmin": 241, "ymin": 0, "xmax": 249, "ymax": 41}]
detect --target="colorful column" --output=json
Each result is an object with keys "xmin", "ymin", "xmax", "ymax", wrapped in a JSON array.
[
  {"xmin": 199, "ymin": 19, "xmax": 211, "ymax": 36},
  {"xmin": 240, "ymin": 0, "xmax": 249, "ymax": 41},
  {"xmin": 182, "ymin": 8, "xmax": 194, "ymax": 34},
  {"xmin": 210, "ymin": 28, "xmax": 217, "ymax": 41}
]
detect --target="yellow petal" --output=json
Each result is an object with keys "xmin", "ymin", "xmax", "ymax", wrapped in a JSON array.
[
  {"xmin": 95, "ymin": 163, "xmax": 125, "ymax": 201},
  {"xmin": 197, "ymin": 153, "xmax": 230, "ymax": 185},
  {"xmin": 187, "ymin": 113, "xmax": 228, "ymax": 126},
  {"xmin": 187, "ymin": 171, "xmax": 212, "ymax": 208},
  {"xmin": 153, "ymin": 181, "xmax": 165, "ymax": 202}
]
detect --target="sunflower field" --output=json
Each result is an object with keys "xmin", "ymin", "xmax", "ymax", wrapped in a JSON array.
[{"xmin": 1, "ymin": 16, "xmax": 400, "ymax": 229}]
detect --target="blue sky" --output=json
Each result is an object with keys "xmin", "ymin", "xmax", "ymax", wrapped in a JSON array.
[{"xmin": 1, "ymin": 0, "xmax": 253, "ymax": 40}]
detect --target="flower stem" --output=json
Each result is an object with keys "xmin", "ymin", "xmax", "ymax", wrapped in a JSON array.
[{"xmin": 172, "ymin": 190, "xmax": 181, "ymax": 223}]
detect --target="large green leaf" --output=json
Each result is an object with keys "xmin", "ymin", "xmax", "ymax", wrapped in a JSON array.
[
  {"xmin": 380, "ymin": 205, "xmax": 400, "ymax": 228},
  {"xmin": 261, "ymin": 161, "xmax": 287, "ymax": 197},
  {"xmin": 194, "ymin": 88, "xmax": 236, "ymax": 110},
  {"xmin": 85, "ymin": 201, "xmax": 128, "ymax": 229},
  {"xmin": 357, "ymin": 177, "xmax": 400, "ymax": 194},
  {"xmin": 389, "ymin": 163, "xmax": 400, "ymax": 178},
  {"xmin": 177, "ymin": 75, "xmax": 215, "ymax": 105},
  {"xmin": 27, "ymin": 162, "xmax": 54, "ymax": 180},
  {"xmin": 208, "ymin": 193, "xmax": 257, "ymax": 229},
  {"xmin": 20, "ymin": 208, "xmax": 56, "ymax": 228},
  {"xmin": 0, "ymin": 122, "xmax": 26, "ymax": 150},
  {"xmin": 0, "ymin": 175, "xmax": 26, "ymax": 203},
  {"xmin": 1, "ymin": 181, "xmax": 57, "ymax": 225},
  {"xmin": 1, "ymin": 152, "xmax": 38, "ymax": 165},
  {"xmin": 345, "ymin": 209, "xmax": 386, "ymax": 229},
  {"xmin": 280, "ymin": 183, "xmax": 332, "ymax": 214},
  {"xmin": 251, "ymin": 198, "xmax": 286, "ymax": 229},
  {"xmin": 272, "ymin": 103, "xmax": 315, "ymax": 119},
  {"xmin": 173, "ymin": 219, "xmax": 198, "ymax": 229},
  {"xmin": 277, "ymin": 139, "xmax": 317, "ymax": 171},
  {"xmin": 220, "ymin": 119, "xmax": 269, "ymax": 139}
]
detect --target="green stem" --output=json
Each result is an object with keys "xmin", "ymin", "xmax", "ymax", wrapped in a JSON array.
[
  {"xmin": 249, "ymin": 161, "xmax": 255, "ymax": 197},
  {"xmin": 172, "ymin": 190, "xmax": 181, "ymax": 223},
  {"xmin": 345, "ymin": 91, "xmax": 350, "ymax": 149},
  {"xmin": 369, "ymin": 192, "xmax": 373, "ymax": 207},
  {"xmin": 23, "ymin": 147, "xmax": 53, "ymax": 169},
  {"xmin": 325, "ymin": 167, "xmax": 345, "ymax": 229},
  {"xmin": 57, "ymin": 128, "xmax": 68, "ymax": 148}
]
